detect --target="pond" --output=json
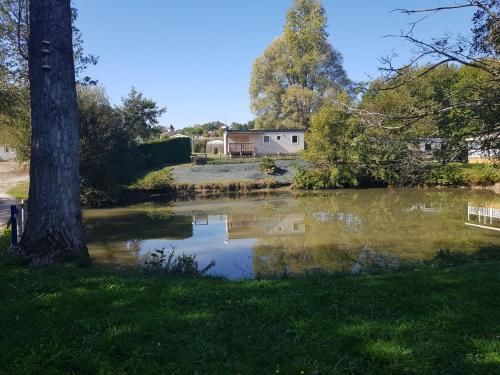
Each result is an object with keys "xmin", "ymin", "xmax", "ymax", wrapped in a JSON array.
[{"xmin": 84, "ymin": 189, "xmax": 500, "ymax": 279}]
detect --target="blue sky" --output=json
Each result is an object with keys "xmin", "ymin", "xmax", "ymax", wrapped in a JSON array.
[{"xmin": 73, "ymin": 0, "xmax": 473, "ymax": 129}]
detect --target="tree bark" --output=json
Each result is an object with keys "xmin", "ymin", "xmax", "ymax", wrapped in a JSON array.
[{"xmin": 20, "ymin": 0, "xmax": 88, "ymax": 264}]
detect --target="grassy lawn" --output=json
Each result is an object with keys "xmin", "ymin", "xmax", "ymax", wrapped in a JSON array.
[
  {"xmin": 6, "ymin": 181, "xmax": 29, "ymax": 200},
  {"xmin": 0, "ymin": 255, "xmax": 499, "ymax": 374}
]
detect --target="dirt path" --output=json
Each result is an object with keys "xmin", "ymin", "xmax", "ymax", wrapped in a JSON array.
[{"xmin": 0, "ymin": 161, "xmax": 29, "ymax": 226}]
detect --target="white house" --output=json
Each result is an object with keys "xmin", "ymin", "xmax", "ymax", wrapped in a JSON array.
[
  {"xmin": 416, "ymin": 138, "xmax": 443, "ymax": 153},
  {"xmin": 466, "ymin": 137, "xmax": 499, "ymax": 164},
  {"xmin": 223, "ymin": 129, "xmax": 305, "ymax": 157},
  {"xmin": 0, "ymin": 145, "xmax": 16, "ymax": 161}
]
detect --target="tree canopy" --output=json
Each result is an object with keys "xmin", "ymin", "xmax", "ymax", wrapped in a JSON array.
[{"xmin": 250, "ymin": 0, "xmax": 349, "ymax": 130}]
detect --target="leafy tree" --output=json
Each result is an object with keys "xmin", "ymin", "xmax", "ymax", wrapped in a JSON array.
[
  {"xmin": 230, "ymin": 120, "xmax": 255, "ymax": 131},
  {"xmin": 0, "ymin": 73, "xmax": 30, "ymax": 159},
  {"xmin": 371, "ymin": 1, "xmax": 499, "ymax": 154},
  {"xmin": 0, "ymin": 0, "xmax": 97, "ymax": 83},
  {"xmin": 121, "ymin": 87, "xmax": 166, "ymax": 140},
  {"xmin": 250, "ymin": 0, "xmax": 349, "ymax": 130},
  {"xmin": 180, "ymin": 121, "xmax": 225, "ymax": 137},
  {"xmin": 0, "ymin": 0, "xmax": 97, "ymax": 161},
  {"xmin": 78, "ymin": 86, "xmax": 137, "ymax": 205},
  {"xmin": 304, "ymin": 93, "xmax": 358, "ymax": 166}
]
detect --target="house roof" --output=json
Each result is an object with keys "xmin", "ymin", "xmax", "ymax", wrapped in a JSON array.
[
  {"xmin": 226, "ymin": 129, "xmax": 305, "ymax": 134},
  {"xmin": 206, "ymin": 139, "xmax": 224, "ymax": 144}
]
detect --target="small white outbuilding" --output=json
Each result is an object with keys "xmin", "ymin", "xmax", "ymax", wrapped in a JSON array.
[{"xmin": 206, "ymin": 139, "xmax": 224, "ymax": 155}]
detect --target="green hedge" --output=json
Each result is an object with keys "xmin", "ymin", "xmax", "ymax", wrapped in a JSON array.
[
  {"xmin": 137, "ymin": 137, "xmax": 191, "ymax": 168},
  {"xmin": 425, "ymin": 163, "xmax": 500, "ymax": 186}
]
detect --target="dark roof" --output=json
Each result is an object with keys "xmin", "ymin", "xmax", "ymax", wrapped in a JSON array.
[{"xmin": 226, "ymin": 129, "xmax": 305, "ymax": 133}]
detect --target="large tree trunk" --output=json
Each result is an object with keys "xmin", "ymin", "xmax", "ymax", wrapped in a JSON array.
[{"xmin": 20, "ymin": 0, "xmax": 88, "ymax": 264}]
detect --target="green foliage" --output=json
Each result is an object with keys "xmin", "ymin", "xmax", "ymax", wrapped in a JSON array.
[
  {"xmin": 137, "ymin": 137, "xmax": 191, "ymax": 168},
  {"xmin": 192, "ymin": 139, "xmax": 207, "ymax": 153},
  {"xmin": 304, "ymin": 94, "xmax": 359, "ymax": 166},
  {"xmin": 426, "ymin": 163, "xmax": 500, "ymax": 186},
  {"xmin": 259, "ymin": 157, "xmax": 277, "ymax": 174},
  {"xmin": 142, "ymin": 248, "xmax": 215, "ymax": 276},
  {"xmin": 250, "ymin": 0, "xmax": 349, "ymax": 130},
  {"xmin": 1, "ymin": 258, "xmax": 499, "ymax": 373},
  {"xmin": 78, "ymin": 86, "xmax": 139, "ymax": 205},
  {"xmin": 0, "ymin": 228, "xmax": 11, "ymax": 255},
  {"xmin": 0, "ymin": 79, "xmax": 30, "ymax": 161},
  {"xmin": 293, "ymin": 166, "xmax": 358, "ymax": 189},
  {"xmin": 229, "ymin": 120, "xmax": 255, "ymax": 131},
  {"xmin": 179, "ymin": 121, "xmax": 224, "ymax": 137},
  {"xmin": 121, "ymin": 87, "xmax": 166, "ymax": 140},
  {"xmin": 133, "ymin": 168, "xmax": 174, "ymax": 191}
]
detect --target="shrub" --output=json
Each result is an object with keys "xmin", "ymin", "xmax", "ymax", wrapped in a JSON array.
[
  {"xmin": 461, "ymin": 164, "xmax": 500, "ymax": 186},
  {"xmin": 425, "ymin": 163, "xmax": 465, "ymax": 186},
  {"xmin": 0, "ymin": 228, "xmax": 11, "ymax": 255},
  {"xmin": 137, "ymin": 137, "xmax": 191, "ymax": 168},
  {"xmin": 293, "ymin": 166, "xmax": 359, "ymax": 189},
  {"xmin": 142, "ymin": 248, "xmax": 215, "ymax": 276},
  {"xmin": 260, "ymin": 157, "xmax": 277, "ymax": 174},
  {"xmin": 425, "ymin": 163, "xmax": 500, "ymax": 186},
  {"xmin": 134, "ymin": 168, "xmax": 174, "ymax": 190},
  {"xmin": 192, "ymin": 140, "xmax": 207, "ymax": 154}
]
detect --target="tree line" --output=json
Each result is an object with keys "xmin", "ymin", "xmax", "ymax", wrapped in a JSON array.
[{"xmin": 250, "ymin": 0, "xmax": 499, "ymax": 187}]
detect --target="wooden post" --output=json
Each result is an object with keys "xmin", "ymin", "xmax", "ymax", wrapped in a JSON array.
[{"xmin": 10, "ymin": 205, "xmax": 18, "ymax": 246}]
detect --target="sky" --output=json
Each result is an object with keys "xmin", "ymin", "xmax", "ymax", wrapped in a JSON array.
[{"xmin": 73, "ymin": 0, "xmax": 474, "ymax": 129}]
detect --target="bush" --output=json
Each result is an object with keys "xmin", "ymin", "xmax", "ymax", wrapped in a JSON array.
[
  {"xmin": 142, "ymin": 248, "xmax": 215, "ymax": 276},
  {"xmin": 137, "ymin": 137, "xmax": 191, "ymax": 168},
  {"xmin": 134, "ymin": 168, "xmax": 174, "ymax": 190},
  {"xmin": 260, "ymin": 157, "xmax": 277, "ymax": 174},
  {"xmin": 293, "ymin": 166, "xmax": 359, "ymax": 189},
  {"xmin": 192, "ymin": 140, "xmax": 207, "ymax": 154},
  {"xmin": 0, "ymin": 228, "xmax": 11, "ymax": 255},
  {"xmin": 79, "ymin": 87, "xmax": 140, "ymax": 206},
  {"xmin": 425, "ymin": 163, "xmax": 500, "ymax": 186}
]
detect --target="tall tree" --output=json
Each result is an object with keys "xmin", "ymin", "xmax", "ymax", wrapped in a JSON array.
[
  {"xmin": 250, "ymin": 0, "xmax": 349, "ymax": 130},
  {"xmin": 20, "ymin": 0, "xmax": 88, "ymax": 263},
  {"xmin": 121, "ymin": 87, "xmax": 166, "ymax": 140}
]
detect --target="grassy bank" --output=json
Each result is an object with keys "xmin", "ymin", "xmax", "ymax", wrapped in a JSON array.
[
  {"xmin": 6, "ymin": 180, "xmax": 29, "ymax": 200},
  {"xmin": 1, "ymin": 253, "xmax": 499, "ymax": 374}
]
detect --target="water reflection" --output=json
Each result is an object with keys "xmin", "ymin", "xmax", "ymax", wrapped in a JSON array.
[
  {"xmin": 466, "ymin": 203, "xmax": 500, "ymax": 232},
  {"xmin": 84, "ymin": 190, "xmax": 500, "ymax": 279}
]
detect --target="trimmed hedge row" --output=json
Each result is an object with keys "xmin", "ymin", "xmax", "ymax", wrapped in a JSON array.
[{"xmin": 137, "ymin": 137, "xmax": 191, "ymax": 168}]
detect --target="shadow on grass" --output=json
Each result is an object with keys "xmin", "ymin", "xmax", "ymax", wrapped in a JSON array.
[{"xmin": 0, "ymin": 246, "xmax": 499, "ymax": 374}]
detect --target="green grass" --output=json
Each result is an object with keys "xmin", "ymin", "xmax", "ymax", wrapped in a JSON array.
[
  {"xmin": 1, "ymin": 252, "xmax": 499, "ymax": 374},
  {"xmin": 6, "ymin": 181, "xmax": 29, "ymax": 200}
]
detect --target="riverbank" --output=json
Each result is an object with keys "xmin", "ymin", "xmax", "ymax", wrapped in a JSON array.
[{"xmin": 0, "ymin": 251, "xmax": 499, "ymax": 374}]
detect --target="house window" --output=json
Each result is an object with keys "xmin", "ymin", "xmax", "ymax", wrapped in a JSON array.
[
  {"xmin": 292, "ymin": 135, "xmax": 299, "ymax": 144},
  {"xmin": 263, "ymin": 135, "xmax": 270, "ymax": 143},
  {"xmin": 277, "ymin": 135, "xmax": 281, "ymax": 141}
]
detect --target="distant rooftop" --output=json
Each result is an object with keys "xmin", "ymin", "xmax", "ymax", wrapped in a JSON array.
[{"xmin": 225, "ymin": 128, "xmax": 306, "ymax": 133}]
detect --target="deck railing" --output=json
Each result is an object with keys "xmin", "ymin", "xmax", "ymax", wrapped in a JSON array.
[{"xmin": 229, "ymin": 143, "xmax": 255, "ymax": 156}]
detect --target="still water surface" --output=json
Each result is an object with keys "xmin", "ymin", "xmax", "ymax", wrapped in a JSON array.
[{"xmin": 84, "ymin": 189, "xmax": 500, "ymax": 279}]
